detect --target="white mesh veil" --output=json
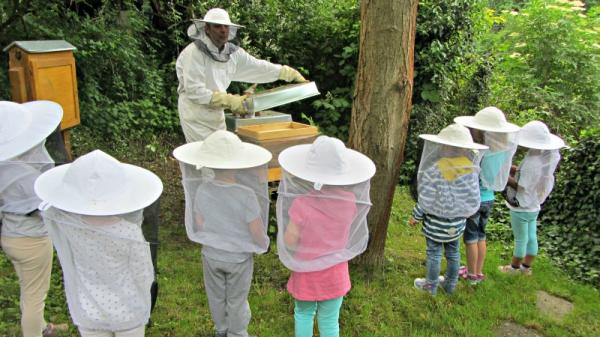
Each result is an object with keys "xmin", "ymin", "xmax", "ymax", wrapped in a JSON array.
[
  {"xmin": 276, "ymin": 170, "xmax": 372, "ymax": 272},
  {"xmin": 179, "ymin": 162, "xmax": 270, "ymax": 253},
  {"xmin": 41, "ymin": 207, "xmax": 153, "ymax": 331},
  {"xmin": 479, "ymin": 131, "xmax": 519, "ymax": 191},
  {"xmin": 417, "ymin": 140, "xmax": 484, "ymax": 218},
  {"xmin": 0, "ymin": 142, "xmax": 54, "ymax": 215},
  {"xmin": 515, "ymin": 149, "xmax": 561, "ymax": 208}
]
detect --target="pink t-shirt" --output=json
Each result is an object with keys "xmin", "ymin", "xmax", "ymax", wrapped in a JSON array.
[{"xmin": 286, "ymin": 188, "xmax": 356, "ymax": 301}]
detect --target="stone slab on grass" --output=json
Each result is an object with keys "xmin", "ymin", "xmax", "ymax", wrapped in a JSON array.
[
  {"xmin": 536, "ymin": 290, "xmax": 574, "ymax": 320},
  {"xmin": 495, "ymin": 321, "xmax": 544, "ymax": 337}
]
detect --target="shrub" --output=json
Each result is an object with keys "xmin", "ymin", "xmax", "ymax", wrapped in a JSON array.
[
  {"xmin": 483, "ymin": 0, "xmax": 600, "ymax": 143},
  {"xmin": 540, "ymin": 128, "xmax": 600, "ymax": 287}
]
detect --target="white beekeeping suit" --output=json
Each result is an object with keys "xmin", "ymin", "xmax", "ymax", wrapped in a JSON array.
[
  {"xmin": 34, "ymin": 150, "xmax": 163, "ymax": 337},
  {"xmin": 176, "ymin": 8, "xmax": 307, "ymax": 141}
]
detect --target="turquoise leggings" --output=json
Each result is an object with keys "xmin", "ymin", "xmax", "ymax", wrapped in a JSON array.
[
  {"xmin": 294, "ymin": 297, "xmax": 344, "ymax": 337},
  {"xmin": 510, "ymin": 210, "xmax": 540, "ymax": 258}
]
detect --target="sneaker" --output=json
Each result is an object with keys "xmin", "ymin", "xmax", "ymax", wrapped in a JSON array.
[
  {"xmin": 477, "ymin": 274, "xmax": 485, "ymax": 282},
  {"xmin": 42, "ymin": 323, "xmax": 68, "ymax": 337},
  {"xmin": 498, "ymin": 264, "xmax": 521, "ymax": 274},
  {"xmin": 414, "ymin": 276, "xmax": 445, "ymax": 294},
  {"xmin": 458, "ymin": 266, "xmax": 468, "ymax": 280},
  {"xmin": 466, "ymin": 274, "xmax": 482, "ymax": 285},
  {"xmin": 519, "ymin": 266, "xmax": 533, "ymax": 276}
]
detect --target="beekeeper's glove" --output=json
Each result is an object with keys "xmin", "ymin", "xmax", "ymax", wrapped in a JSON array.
[
  {"xmin": 210, "ymin": 92, "xmax": 247, "ymax": 114},
  {"xmin": 279, "ymin": 65, "xmax": 308, "ymax": 83}
]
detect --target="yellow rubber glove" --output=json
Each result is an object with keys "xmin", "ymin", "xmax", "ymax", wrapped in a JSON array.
[
  {"xmin": 210, "ymin": 92, "xmax": 248, "ymax": 115},
  {"xmin": 279, "ymin": 65, "xmax": 308, "ymax": 83}
]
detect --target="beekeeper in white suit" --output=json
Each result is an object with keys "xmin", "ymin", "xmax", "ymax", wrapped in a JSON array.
[{"xmin": 176, "ymin": 7, "xmax": 308, "ymax": 142}]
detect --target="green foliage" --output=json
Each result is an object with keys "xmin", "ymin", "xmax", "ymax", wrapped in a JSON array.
[
  {"xmin": 483, "ymin": 0, "xmax": 600, "ymax": 142},
  {"xmin": 0, "ymin": 1, "xmax": 180, "ymax": 139},
  {"xmin": 401, "ymin": 0, "xmax": 492, "ymax": 183},
  {"xmin": 541, "ymin": 129, "xmax": 600, "ymax": 287}
]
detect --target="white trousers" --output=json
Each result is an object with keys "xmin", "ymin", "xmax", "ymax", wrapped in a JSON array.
[
  {"xmin": 202, "ymin": 255, "xmax": 254, "ymax": 337},
  {"xmin": 78, "ymin": 325, "xmax": 145, "ymax": 337}
]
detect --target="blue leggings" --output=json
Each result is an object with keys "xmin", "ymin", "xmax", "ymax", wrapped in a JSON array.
[
  {"xmin": 294, "ymin": 297, "xmax": 344, "ymax": 337},
  {"xmin": 510, "ymin": 210, "xmax": 539, "ymax": 258}
]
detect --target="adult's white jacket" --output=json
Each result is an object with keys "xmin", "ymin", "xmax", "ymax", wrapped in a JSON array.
[{"xmin": 176, "ymin": 37, "xmax": 282, "ymax": 142}]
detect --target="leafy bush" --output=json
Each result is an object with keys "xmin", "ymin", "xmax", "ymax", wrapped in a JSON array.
[
  {"xmin": 540, "ymin": 129, "xmax": 600, "ymax": 286},
  {"xmin": 483, "ymin": 0, "xmax": 600, "ymax": 143},
  {"xmin": 401, "ymin": 0, "xmax": 492, "ymax": 183}
]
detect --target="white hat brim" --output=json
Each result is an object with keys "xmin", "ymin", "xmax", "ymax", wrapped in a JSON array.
[
  {"xmin": 419, "ymin": 134, "xmax": 489, "ymax": 150},
  {"xmin": 518, "ymin": 133, "xmax": 567, "ymax": 150},
  {"xmin": 278, "ymin": 144, "xmax": 376, "ymax": 185},
  {"xmin": 0, "ymin": 101, "xmax": 62, "ymax": 161},
  {"xmin": 34, "ymin": 163, "xmax": 163, "ymax": 216},
  {"xmin": 192, "ymin": 19, "xmax": 244, "ymax": 28},
  {"xmin": 173, "ymin": 141, "xmax": 272, "ymax": 169},
  {"xmin": 454, "ymin": 116, "xmax": 520, "ymax": 133}
]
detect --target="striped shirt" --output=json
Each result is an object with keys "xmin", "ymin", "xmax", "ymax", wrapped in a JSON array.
[
  {"xmin": 417, "ymin": 165, "xmax": 480, "ymax": 219},
  {"xmin": 412, "ymin": 204, "xmax": 466, "ymax": 243}
]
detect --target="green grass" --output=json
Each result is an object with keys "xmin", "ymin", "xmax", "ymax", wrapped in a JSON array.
[{"xmin": 1, "ymin": 131, "xmax": 599, "ymax": 337}]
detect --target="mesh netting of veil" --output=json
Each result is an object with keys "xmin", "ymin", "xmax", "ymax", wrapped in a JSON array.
[
  {"xmin": 416, "ymin": 140, "xmax": 484, "ymax": 219},
  {"xmin": 0, "ymin": 142, "xmax": 54, "ymax": 215},
  {"xmin": 479, "ymin": 131, "xmax": 519, "ymax": 191},
  {"xmin": 276, "ymin": 170, "xmax": 372, "ymax": 272},
  {"xmin": 515, "ymin": 149, "xmax": 561, "ymax": 208},
  {"xmin": 41, "ymin": 208, "xmax": 153, "ymax": 331},
  {"xmin": 179, "ymin": 162, "xmax": 270, "ymax": 253}
]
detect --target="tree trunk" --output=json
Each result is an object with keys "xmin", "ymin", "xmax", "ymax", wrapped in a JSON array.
[{"xmin": 348, "ymin": 0, "xmax": 418, "ymax": 268}]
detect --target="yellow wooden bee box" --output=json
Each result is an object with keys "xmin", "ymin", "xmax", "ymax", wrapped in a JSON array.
[
  {"xmin": 4, "ymin": 40, "xmax": 80, "ymax": 130},
  {"xmin": 237, "ymin": 122, "xmax": 318, "ymax": 141},
  {"xmin": 237, "ymin": 122, "xmax": 319, "ymax": 174}
]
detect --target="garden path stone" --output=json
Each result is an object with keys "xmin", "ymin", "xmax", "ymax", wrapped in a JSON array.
[
  {"xmin": 536, "ymin": 290, "xmax": 574, "ymax": 320},
  {"xmin": 495, "ymin": 321, "xmax": 544, "ymax": 337}
]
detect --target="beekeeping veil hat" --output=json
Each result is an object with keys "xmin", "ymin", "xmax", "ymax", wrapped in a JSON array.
[
  {"xmin": 518, "ymin": 121, "xmax": 567, "ymax": 150},
  {"xmin": 34, "ymin": 150, "xmax": 163, "ymax": 216},
  {"xmin": 0, "ymin": 100, "xmax": 63, "ymax": 161},
  {"xmin": 173, "ymin": 130, "xmax": 271, "ymax": 169},
  {"xmin": 416, "ymin": 124, "xmax": 487, "ymax": 218},
  {"xmin": 187, "ymin": 8, "xmax": 243, "ymax": 42},
  {"xmin": 276, "ymin": 136, "xmax": 375, "ymax": 272},
  {"xmin": 455, "ymin": 107, "xmax": 520, "ymax": 191},
  {"xmin": 454, "ymin": 107, "xmax": 520, "ymax": 133},
  {"xmin": 173, "ymin": 130, "xmax": 271, "ymax": 254},
  {"xmin": 278, "ymin": 136, "xmax": 376, "ymax": 190}
]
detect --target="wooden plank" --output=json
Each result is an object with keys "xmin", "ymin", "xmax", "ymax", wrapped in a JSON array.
[
  {"xmin": 8, "ymin": 68, "xmax": 27, "ymax": 102},
  {"xmin": 28, "ymin": 52, "xmax": 80, "ymax": 130},
  {"xmin": 268, "ymin": 167, "xmax": 281, "ymax": 182},
  {"xmin": 237, "ymin": 122, "xmax": 318, "ymax": 140}
]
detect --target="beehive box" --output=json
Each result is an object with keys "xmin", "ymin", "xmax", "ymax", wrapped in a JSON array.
[
  {"xmin": 237, "ymin": 122, "xmax": 319, "ymax": 169},
  {"xmin": 4, "ymin": 40, "xmax": 80, "ymax": 130}
]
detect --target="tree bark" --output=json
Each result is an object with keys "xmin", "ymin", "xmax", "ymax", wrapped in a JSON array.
[{"xmin": 348, "ymin": 0, "xmax": 418, "ymax": 268}]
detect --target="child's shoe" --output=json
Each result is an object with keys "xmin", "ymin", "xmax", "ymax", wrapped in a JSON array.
[
  {"xmin": 519, "ymin": 265, "xmax": 533, "ymax": 276},
  {"xmin": 458, "ymin": 266, "xmax": 468, "ymax": 279},
  {"xmin": 466, "ymin": 274, "xmax": 482, "ymax": 285},
  {"xmin": 498, "ymin": 264, "xmax": 520, "ymax": 274},
  {"xmin": 42, "ymin": 323, "xmax": 68, "ymax": 337},
  {"xmin": 414, "ymin": 276, "xmax": 445, "ymax": 295}
]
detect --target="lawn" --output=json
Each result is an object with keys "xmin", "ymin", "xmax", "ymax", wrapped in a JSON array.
[{"xmin": 1, "ymin": 132, "xmax": 599, "ymax": 337}]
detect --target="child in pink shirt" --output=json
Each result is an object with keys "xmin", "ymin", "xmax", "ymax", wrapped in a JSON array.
[{"xmin": 277, "ymin": 136, "xmax": 375, "ymax": 337}]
